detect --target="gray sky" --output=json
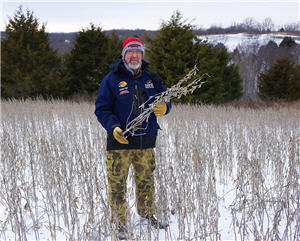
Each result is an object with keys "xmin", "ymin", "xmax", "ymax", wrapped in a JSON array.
[{"xmin": 2, "ymin": 0, "xmax": 299, "ymax": 32}]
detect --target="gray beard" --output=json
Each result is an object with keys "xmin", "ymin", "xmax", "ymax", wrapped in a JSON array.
[{"xmin": 128, "ymin": 62, "xmax": 141, "ymax": 70}]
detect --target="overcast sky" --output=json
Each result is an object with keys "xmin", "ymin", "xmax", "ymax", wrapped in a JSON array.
[{"xmin": 1, "ymin": 0, "xmax": 299, "ymax": 32}]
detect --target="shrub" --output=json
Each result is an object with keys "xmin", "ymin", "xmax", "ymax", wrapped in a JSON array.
[
  {"xmin": 1, "ymin": 7, "xmax": 63, "ymax": 98},
  {"xmin": 258, "ymin": 56, "xmax": 300, "ymax": 100},
  {"xmin": 146, "ymin": 11, "xmax": 243, "ymax": 104}
]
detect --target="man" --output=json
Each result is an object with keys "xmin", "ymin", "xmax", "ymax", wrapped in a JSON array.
[{"xmin": 95, "ymin": 36, "xmax": 171, "ymax": 239}]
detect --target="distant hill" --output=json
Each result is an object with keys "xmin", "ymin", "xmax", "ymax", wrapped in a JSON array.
[
  {"xmin": 2, "ymin": 30, "xmax": 299, "ymax": 55},
  {"xmin": 197, "ymin": 32, "xmax": 300, "ymax": 52},
  {"xmin": 1, "ymin": 29, "xmax": 156, "ymax": 56},
  {"xmin": 47, "ymin": 32, "xmax": 77, "ymax": 55},
  {"xmin": 49, "ymin": 29, "xmax": 156, "ymax": 55}
]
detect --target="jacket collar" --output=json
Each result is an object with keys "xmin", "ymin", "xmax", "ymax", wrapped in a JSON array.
[{"xmin": 109, "ymin": 58, "xmax": 149, "ymax": 75}]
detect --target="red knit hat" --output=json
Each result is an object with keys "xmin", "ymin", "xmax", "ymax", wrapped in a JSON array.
[{"xmin": 122, "ymin": 37, "xmax": 144, "ymax": 59}]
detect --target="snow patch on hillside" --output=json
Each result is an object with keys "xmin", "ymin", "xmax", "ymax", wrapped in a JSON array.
[{"xmin": 197, "ymin": 33, "xmax": 300, "ymax": 52}]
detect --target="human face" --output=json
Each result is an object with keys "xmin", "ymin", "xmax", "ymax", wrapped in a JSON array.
[{"xmin": 124, "ymin": 49, "xmax": 142, "ymax": 70}]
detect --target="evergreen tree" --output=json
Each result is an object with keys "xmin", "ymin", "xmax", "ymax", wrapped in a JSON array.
[
  {"xmin": 1, "ymin": 7, "xmax": 63, "ymax": 98},
  {"xmin": 106, "ymin": 31, "xmax": 123, "ymax": 65},
  {"xmin": 146, "ymin": 11, "xmax": 243, "ymax": 103},
  {"xmin": 279, "ymin": 37, "xmax": 296, "ymax": 48},
  {"xmin": 64, "ymin": 24, "xmax": 121, "ymax": 96},
  {"xmin": 191, "ymin": 44, "xmax": 243, "ymax": 103},
  {"xmin": 258, "ymin": 57, "xmax": 300, "ymax": 100},
  {"xmin": 146, "ymin": 11, "xmax": 197, "ymax": 88}
]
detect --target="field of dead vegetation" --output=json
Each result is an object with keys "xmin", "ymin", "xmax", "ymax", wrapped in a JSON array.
[{"xmin": 1, "ymin": 99, "xmax": 299, "ymax": 240}]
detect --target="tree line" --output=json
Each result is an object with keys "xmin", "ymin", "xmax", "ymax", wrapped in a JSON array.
[
  {"xmin": 2, "ymin": 16, "xmax": 298, "ymax": 56},
  {"xmin": 196, "ymin": 17, "xmax": 300, "ymax": 35},
  {"xmin": 1, "ymin": 7, "xmax": 299, "ymax": 102},
  {"xmin": 233, "ymin": 36, "xmax": 300, "ymax": 100}
]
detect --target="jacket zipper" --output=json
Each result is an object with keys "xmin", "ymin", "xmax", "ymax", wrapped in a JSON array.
[{"xmin": 134, "ymin": 78, "xmax": 143, "ymax": 150}]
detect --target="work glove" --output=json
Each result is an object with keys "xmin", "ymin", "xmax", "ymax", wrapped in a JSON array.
[
  {"xmin": 113, "ymin": 127, "xmax": 129, "ymax": 144},
  {"xmin": 153, "ymin": 102, "xmax": 167, "ymax": 116}
]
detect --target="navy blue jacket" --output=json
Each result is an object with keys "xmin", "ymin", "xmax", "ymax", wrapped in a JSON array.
[{"xmin": 95, "ymin": 58, "xmax": 171, "ymax": 150}]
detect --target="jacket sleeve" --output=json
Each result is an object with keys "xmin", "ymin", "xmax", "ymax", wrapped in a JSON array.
[{"xmin": 94, "ymin": 74, "xmax": 121, "ymax": 134}]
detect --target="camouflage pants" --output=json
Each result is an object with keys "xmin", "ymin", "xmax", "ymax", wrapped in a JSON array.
[{"xmin": 106, "ymin": 148, "xmax": 156, "ymax": 225}]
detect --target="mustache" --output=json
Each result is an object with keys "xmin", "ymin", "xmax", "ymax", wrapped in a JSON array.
[
  {"xmin": 129, "ymin": 57, "xmax": 139, "ymax": 60},
  {"xmin": 129, "ymin": 58, "xmax": 140, "ymax": 63}
]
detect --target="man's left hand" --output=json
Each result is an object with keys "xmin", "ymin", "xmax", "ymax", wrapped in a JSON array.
[{"xmin": 153, "ymin": 102, "xmax": 167, "ymax": 116}]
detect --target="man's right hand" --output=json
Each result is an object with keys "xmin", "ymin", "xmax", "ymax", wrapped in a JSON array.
[{"xmin": 113, "ymin": 127, "xmax": 129, "ymax": 144}]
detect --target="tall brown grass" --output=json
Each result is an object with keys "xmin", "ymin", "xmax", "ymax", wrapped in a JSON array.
[{"xmin": 1, "ymin": 99, "xmax": 299, "ymax": 240}]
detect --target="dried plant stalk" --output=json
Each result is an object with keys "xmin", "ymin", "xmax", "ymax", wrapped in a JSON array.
[
  {"xmin": 123, "ymin": 66, "xmax": 209, "ymax": 137},
  {"xmin": 1, "ymin": 99, "xmax": 299, "ymax": 240}
]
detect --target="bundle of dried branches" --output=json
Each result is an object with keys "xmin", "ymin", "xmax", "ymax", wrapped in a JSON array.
[{"xmin": 123, "ymin": 66, "xmax": 209, "ymax": 137}]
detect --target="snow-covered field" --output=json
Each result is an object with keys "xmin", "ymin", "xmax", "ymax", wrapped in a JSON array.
[
  {"xmin": 1, "ymin": 100, "xmax": 299, "ymax": 240},
  {"xmin": 197, "ymin": 33, "xmax": 300, "ymax": 52}
]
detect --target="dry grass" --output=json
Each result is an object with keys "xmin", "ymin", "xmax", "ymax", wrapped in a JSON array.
[{"xmin": 1, "ymin": 99, "xmax": 299, "ymax": 240}]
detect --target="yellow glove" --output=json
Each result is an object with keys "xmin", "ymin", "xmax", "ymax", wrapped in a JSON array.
[
  {"xmin": 113, "ymin": 127, "xmax": 129, "ymax": 144},
  {"xmin": 153, "ymin": 102, "xmax": 167, "ymax": 116}
]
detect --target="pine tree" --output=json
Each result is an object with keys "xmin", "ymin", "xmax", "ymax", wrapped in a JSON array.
[
  {"xmin": 279, "ymin": 37, "xmax": 296, "ymax": 48},
  {"xmin": 64, "ymin": 24, "xmax": 122, "ymax": 96},
  {"xmin": 1, "ymin": 7, "xmax": 63, "ymax": 98},
  {"xmin": 258, "ymin": 57, "xmax": 300, "ymax": 100},
  {"xmin": 146, "ymin": 11, "xmax": 243, "ymax": 104},
  {"xmin": 106, "ymin": 31, "xmax": 122, "ymax": 65},
  {"xmin": 145, "ymin": 11, "xmax": 197, "ymax": 89},
  {"xmin": 191, "ymin": 43, "xmax": 243, "ymax": 103}
]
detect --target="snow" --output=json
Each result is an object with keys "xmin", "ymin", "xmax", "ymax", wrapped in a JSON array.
[
  {"xmin": 1, "ymin": 102, "xmax": 298, "ymax": 241},
  {"xmin": 197, "ymin": 33, "xmax": 300, "ymax": 52}
]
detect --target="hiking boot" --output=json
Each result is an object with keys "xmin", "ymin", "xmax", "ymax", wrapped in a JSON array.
[
  {"xmin": 144, "ymin": 214, "xmax": 169, "ymax": 229},
  {"xmin": 118, "ymin": 225, "xmax": 128, "ymax": 240}
]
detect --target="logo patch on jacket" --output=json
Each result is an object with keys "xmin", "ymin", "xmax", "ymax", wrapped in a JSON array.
[
  {"xmin": 145, "ymin": 79, "xmax": 154, "ymax": 89},
  {"xmin": 118, "ymin": 81, "xmax": 129, "ymax": 95},
  {"xmin": 120, "ymin": 89, "xmax": 129, "ymax": 95},
  {"xmin": 119, "ymin": 81, "xmax": 127, "ymax": 88}
]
